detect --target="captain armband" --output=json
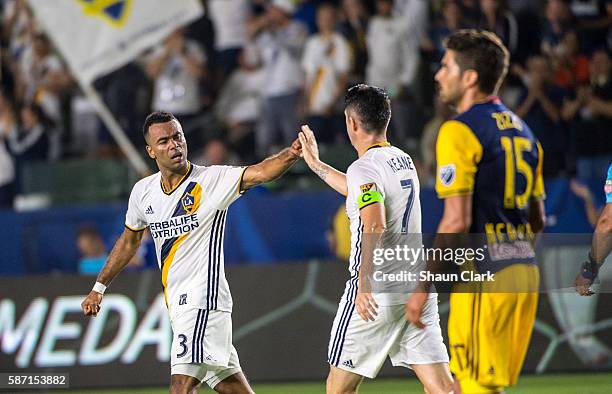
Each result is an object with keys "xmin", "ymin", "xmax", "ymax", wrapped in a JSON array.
[{"xmin": 357, "ymin": 190, "xmax": 384, "ymax": 209}]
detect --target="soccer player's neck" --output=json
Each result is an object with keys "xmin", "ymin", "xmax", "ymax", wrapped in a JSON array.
[
  {"xmin": 456, "ymin": 89, "xmax": 491, "ymax": 114},
  {"xmin": 355, "ymin": 135, "xmax": 388, "ymax": 157},
  {"xmin": 159, "ymin": 162, "xmax": 190, "ymax": 192}
]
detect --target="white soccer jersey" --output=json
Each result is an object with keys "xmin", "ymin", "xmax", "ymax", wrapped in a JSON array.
[
  {"xmin": 125, "ymin": 162, "xmax": 246, "ymax": 315},
  {"xmin": 302, "ymin": 33, "xmax": 351, "ymax": 114},
  {"xmin": 344, "ymin": 143, "xmax": 424, "ymax": 305}
]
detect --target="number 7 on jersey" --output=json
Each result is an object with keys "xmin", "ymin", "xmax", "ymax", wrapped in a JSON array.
[{"xmin": 400, "ymin": 179, "xmax": 415, "ymax": 234}]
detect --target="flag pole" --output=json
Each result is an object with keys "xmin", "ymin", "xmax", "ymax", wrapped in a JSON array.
[
  {"xmin": 25, "ymin": 0, "xmax": 203, "ymax": 178},
  {"xmin": 78, "ymin": 80, "xmax": 151, "ymax": 177}
]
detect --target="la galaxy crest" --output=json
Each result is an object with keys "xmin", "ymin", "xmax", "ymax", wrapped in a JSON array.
[
  {"xmin": 360, "ymin": 183, "xmax": 377, "ymax": 193},
  {"xmin": 181, "ymin": 192, "xmax": 195, "ymax": 214},
  {"xmin": 76, "ymin": 0, "xmax": 132, "ymax": 28}
]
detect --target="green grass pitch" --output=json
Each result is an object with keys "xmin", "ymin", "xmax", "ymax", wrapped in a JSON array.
[{"xmin": 52, "ymin": 372, "xmax": 612, "ymax": 394}]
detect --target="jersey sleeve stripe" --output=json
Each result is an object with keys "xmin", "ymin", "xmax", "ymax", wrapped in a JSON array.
[
  {"xmin": 437, "ymin": 189, "xmax": 474, "ymax": 198},
  {"xmin": 125, "ymin": 224, "xmax": 147, "ymax": 232},
  {"xmin": 237, "ymin": 167, "xmax": 248, "ymax": 195}
]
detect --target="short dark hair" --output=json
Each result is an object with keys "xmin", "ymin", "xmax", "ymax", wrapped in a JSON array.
[
  {"xmin": 445, "ymin": 29, "xmax": 509, "ymax": 95},
  {"xmin": 344, "ymin": 84, "xmax": 391, "ymax": 134},
  {"xmin": 142, "ymin": 111, "xmax": 177, "ymax": 140}
]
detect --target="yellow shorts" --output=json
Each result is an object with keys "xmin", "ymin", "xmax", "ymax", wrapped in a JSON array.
[{"xmin": 448, "ymin": 264, "xmax": 539, "ymax": 394}]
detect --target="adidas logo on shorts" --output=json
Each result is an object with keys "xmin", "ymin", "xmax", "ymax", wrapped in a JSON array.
[{"xmin": 342, "ymin": 359, "xmax": 355, "ymax": 368}]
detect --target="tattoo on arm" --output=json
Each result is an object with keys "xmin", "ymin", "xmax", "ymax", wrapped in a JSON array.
[{"xmin": 313, "ymin": 164, "xmax": 328, "ymax": 180}]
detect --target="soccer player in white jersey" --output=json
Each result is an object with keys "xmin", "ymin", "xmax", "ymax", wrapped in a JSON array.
[
  {"xmin": 81, "ymin": 111, "xmax": 301, "ymax": 394},
  {"xmin": 299, "ymin": 85, "xmax": 453, "ymax": 394}
]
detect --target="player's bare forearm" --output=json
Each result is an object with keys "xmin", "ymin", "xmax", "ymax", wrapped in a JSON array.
[
  {"xmin": 82, "ymin": 228, "xmax": 143, "ymax": 317},
  {"xmin": 591, "ymin": 204, "xmax": 612, "ymax": 263},
  {"xmin": 583, "ymin": 196, "xmax": 601, "ymax": 227},
  {"xmin": 96, "ymin": 227, "xmax": 144, "ymax": 286},
  {"xmin": 358, "ymin": 229, "xmax": 383, "ymax": 291},
  {"xmin": 298, "ymin": 125, "xmax": 348, "ymax": 196},
  {"xmin": 436, "ymin": 195, "xmax": 472, "ymax": 233},
  {"xmin": 422, "ymin": 195, "xmax": 473, "ymax": 292},
  {"xmin": 310, "ymin": 160, "xmax": 348, "ymax": 196},
  {"xmin": 241, "ymin": 145, "xmax": 300, "ymax": 191},
  {"xmin": 576, "ymin": 204, "xmax": 612, "ymax": 296},
  {"xmin": 528, "ymin": 198, "xmax": 546, "ymax": 235},
  {"xmin": 355, "ymin": 203, "xmax": 386, "ymax": 321},
  {"xmin": 358, "ymin": 203, "xmax": 387, "ymax": 291}
]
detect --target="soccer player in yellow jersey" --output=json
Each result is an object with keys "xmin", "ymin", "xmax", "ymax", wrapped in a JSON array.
[{"xmin": 406, "ymin": 30, "xmax": 547, "ymax": 394}]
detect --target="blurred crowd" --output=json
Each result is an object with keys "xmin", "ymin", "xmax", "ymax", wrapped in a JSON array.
[{"xmin": 1, "ymin": 0, "xmax": 612, "ymax": 210}]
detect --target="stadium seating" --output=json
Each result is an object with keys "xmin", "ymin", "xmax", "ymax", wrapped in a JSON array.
[{"xmin": 20, "ymin": 159, "xmax": 136, "ymax": 205}]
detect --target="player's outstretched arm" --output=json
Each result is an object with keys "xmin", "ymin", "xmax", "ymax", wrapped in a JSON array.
[
  {"xmin": 240, "ymin": 140, "xmax": 302, "ymax": 191},
  {"xmin": 81, "ymin": 227, "xmax": 145, "ymax": 317},
  {"xmin": 298, "ymin": 125, "xmax": 348, "ymax": 196},
  {"xmin": 575, "ymin": 203, "xmax": 612, "ymax": 296}
]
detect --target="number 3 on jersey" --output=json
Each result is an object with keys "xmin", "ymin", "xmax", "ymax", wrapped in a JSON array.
[
  {"xmin": 500, "ymin": 136, "xmax": 533, "ymax": 209},
  {"xmin": 176, "ymin": 334, "xmax": 188, "ymax": 358},
  {"xmin": 400, "ymin": 179, "xmax": 415, "ymax": 233}
]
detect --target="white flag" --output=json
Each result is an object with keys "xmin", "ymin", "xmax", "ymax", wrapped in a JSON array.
[{"xmin": 28, "ymin": 0, "xmax": 203, "ymax": 84}]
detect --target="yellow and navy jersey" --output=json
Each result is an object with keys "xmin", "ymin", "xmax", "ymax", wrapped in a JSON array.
[
  {"xmin": 436, "ymin": 97, "xmax": 545, "ymax": 271},
  {"xmin": 125, "ymin": 162, "xmax": 246, "ymax": 316}
]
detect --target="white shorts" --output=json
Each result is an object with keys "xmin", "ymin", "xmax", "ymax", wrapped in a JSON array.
[
  {"xmin": 170, "ymin": 308, "xmax": 242, "ymax": 389},
  {"xmin": 327, "ymin": 295, "xmax": 449, "ymax": 379}
]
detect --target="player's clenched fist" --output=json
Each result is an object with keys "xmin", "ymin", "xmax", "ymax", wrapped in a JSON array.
[
  {"xmin": 81, "ymin": 291, "xmax": 103, "ymax": 317},
  {"xmin": 289, "ymin": 137, "xmax": 302, "ymax": 158}
]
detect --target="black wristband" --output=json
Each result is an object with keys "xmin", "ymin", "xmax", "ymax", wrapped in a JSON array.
[{"xmin": 581, "ymin": 259, "xmax": 599, "ymax": 281}]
